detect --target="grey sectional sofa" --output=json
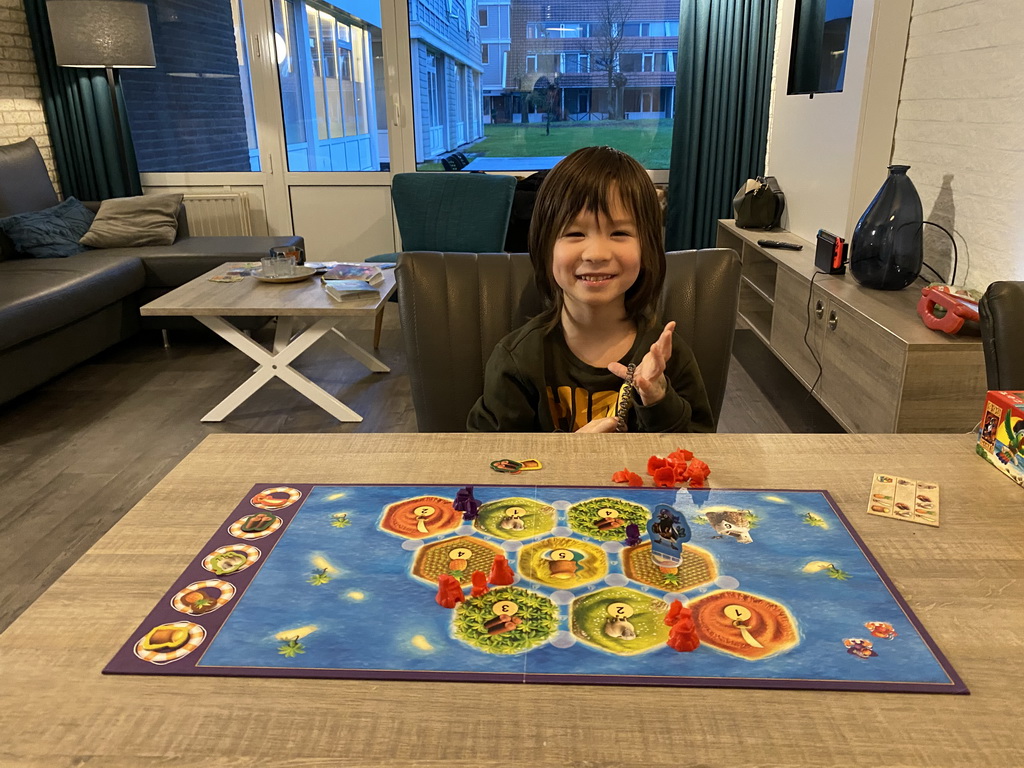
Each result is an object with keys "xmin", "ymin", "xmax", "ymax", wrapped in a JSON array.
[{"xmin": 0, "ymin": 138, "xmax": 303, "ymax": 405}]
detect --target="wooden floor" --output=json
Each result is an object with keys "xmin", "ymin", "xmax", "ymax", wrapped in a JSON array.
[{"xmin": 0, "ymin": 310, "xmax": 840, "ymax": 634}]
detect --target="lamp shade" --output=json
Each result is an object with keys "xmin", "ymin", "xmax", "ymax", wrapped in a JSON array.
[{"xmin": 47, "ymin": 0, "xmax": 156, "ymax": 68}]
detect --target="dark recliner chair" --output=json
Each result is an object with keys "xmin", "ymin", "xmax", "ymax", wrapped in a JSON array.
[
  {"xmin": 980, "ymin": 281, "xmax": 1024, "ymax": 390},
  {"xmin": 397, "ymin": 249, "xmax": 742, "ymax": 432}
]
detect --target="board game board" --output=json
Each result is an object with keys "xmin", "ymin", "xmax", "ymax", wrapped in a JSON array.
[{"xmin": 105, "ymin": 484, "xmax": 967, "ymax": 693}]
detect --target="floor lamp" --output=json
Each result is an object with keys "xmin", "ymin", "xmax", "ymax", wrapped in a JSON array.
[{"xmin": 46, "ymin": 0, "xmax": 156, "ymax": 196}]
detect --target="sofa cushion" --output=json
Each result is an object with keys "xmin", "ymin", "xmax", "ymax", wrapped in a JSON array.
[
  {"xmin": 84, "ymin": 235, "xmax": 305, "ymax": 288},
  {"xmin": 0, "ymin": 197, "xmax": 95, "ymax": 258},
  {"xmin": 0, "ymin": 255, "xmax": 145, "ymax": 352},
  {"xmin": 79, "ymin": 193, "xmax": 183, "ymax": 248},
  {"xmin": 0, "ymin": 139, "xmax": 59, "ymax": 219}
]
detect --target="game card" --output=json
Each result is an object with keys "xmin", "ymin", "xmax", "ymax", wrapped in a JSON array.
[{"xmin": 867, "ymin": 473, "xmax": 939, "ymax": 527}]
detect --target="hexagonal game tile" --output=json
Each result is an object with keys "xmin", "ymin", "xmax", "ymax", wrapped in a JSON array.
[
  {"xmin": 380, "ymin": 496, "xmax": 460, "ymax": 539},
  {"xmin": 570, "ymin": 586, "xmax": 671, "ymax": 655},
  {"xmin": 687, "ymin": 589, "xmax": 799, "ymax": 660},
  {"xmin": 622, "ymin": 542, "xmax": 717, "ymax": 592},
  {"xmin": 517, "ymin": 536, "xmax": 608, "ymax": 588},
  {"xmin": 473, "ymin": 497, "xmax": 556, "ymax": 540}
]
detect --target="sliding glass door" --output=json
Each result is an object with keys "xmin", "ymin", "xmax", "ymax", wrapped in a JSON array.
[{"xmin": 121, "ymin": 0, "xmax": 680, "ymax": 256}]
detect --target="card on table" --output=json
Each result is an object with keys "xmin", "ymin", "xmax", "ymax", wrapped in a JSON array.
[{"xmin": 867, "ymin": 473, "xmax": 939, "ymax": 527}]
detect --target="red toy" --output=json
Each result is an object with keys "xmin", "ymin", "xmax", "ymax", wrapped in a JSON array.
[
  {"xmin": 667, "ymin": 448, "xmax": 694, "ymax": 464},
  {"xmin": 652, "ymin": 466, "xmax": 676, "ymax": 488},
  {"xmin": 435, "ymin": 574, "xmax": 465, "ymax": 609},
  {"xmin": 470, "ymin": 570, "xmax": 490, "ymax": 597},
  {"xmin": 917, "ymin": 286, "xmax": 980, "ymax": 335},
  {"xmin": 647, "ymin": 455, "xmax": 668, "ymax": 475},
  {"xmin": 682, "ymin": 458, "xmax": 710, "ymax": 486},
  {"xmin": 664, "ymin": 599, "xmax": 685, "ymax": 626},
  {"xmin": 487, "ymin": 555, "xmax": 515, "ymax": 586},
  {"xmin": 611, "ymin": 468, "xmax": 644, "ymax": 487},
  {"xmin": 666, "ymin": 605, "xmax": 700, "ymax": 652}
]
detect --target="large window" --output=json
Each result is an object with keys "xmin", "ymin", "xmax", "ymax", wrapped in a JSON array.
[
  {"xmin": 273, "ymin": 0, "xmax": 387, "ymax": 171},
  {"xmin": 411, "ymin": 0, "xmax": 678, "ymax": 170},
  {"xmin": 121, "ymin": 0, "xmax": 260, "ymax": 172}
]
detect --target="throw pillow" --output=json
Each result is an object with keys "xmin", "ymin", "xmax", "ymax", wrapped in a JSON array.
[
  {"xmin": 0, "ymin": 197, "xmax": 95, "ymax": 258},
  {"xmin": 79, "ymin": 193, "xmax": 183, "ymax": 248}
]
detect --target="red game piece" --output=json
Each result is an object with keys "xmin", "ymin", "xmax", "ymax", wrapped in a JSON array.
[
  {"xmin": 667, "ymin": 448, "xmax": 694, "ymax": 464},
  {"xmin": 664, "ymin": 599, "xmax": 684, "ymax": 626},
  {"xmin": 666, "ymin": 606, "xmax": 700, "ymax": 652},
  {"xmin": 647, "ymin": 455, "xmax": 668, "ymax": 476},
  {"xmin": 683, "ymin": 458, "xmax": 711, "ymax": 486},
  {"xmin": 488, "ymin": 555, "xmax": 515, "ymax": 586},
  {"xmin": 612, "ymin": 468, "xmax": 644, "ymax": 486},
  {"xmin": 435, "ymin": 574, "xmax": 465, "ymax": 609},
  {"xmin": 652, "ymin": 466, "xmax": 677, "ymax": 488},
  {"xmin": 470, "ymin": 570, "xmax": 490, "ymax": 597}
]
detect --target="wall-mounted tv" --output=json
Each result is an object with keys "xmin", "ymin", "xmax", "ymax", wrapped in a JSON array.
[{"xmin": 788, "ymin": 0, "xmax": 853, "ymax": 96}]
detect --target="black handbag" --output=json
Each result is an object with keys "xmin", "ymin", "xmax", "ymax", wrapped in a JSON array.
[{"xmin": 733, "ymin": 176, "xmax": 786, "ymax": 230}]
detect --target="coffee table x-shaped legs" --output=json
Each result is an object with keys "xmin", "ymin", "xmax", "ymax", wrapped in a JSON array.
[{"xmin": 196, "ymin": 315, "xmax": 388, "ymax": 423}]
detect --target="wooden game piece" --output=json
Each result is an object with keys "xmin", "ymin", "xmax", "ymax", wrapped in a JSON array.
[
  {"xmin": 666, "ymin": 605, "xmax": 700, "ymax": 652},
  {"xmin": 652, "ymin": 466, "xmax": 676, "ymax": 488},
  {"xmin": 435, "ymin": 574, "xmax": 464, "ymax": 609},
  {"xmin": 487, "ymin": 555, "xmax": 515, "ymax": 586},
  {"xmin": 647, "ymin": 455, "xmax": 668, "ymax": 475},
  {"xmin": 683, "ymin": 458, "xmax": 711, "ymax": 486},
  {"xmin": 624, "ymin": 523, "xmax": 642, "ymax": 547},
  {"xmin": 453, "ymin": 486, "xmax": 480, "ymax": 521},
  {"xmin": 470, "ymin": 570, "xmax": 489, "ymax": 597},
  {"xmin": 664, "ymin": 599, "xmax": 684, "ymax": 626}
]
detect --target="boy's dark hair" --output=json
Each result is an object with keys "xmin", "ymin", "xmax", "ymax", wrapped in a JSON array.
[{"xmin": 528, "ymin": 145, "xmax": 665, "ymax": 331}]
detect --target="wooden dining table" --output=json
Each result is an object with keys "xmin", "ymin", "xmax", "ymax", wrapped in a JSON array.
[{"xmin": 0, "ymin": 432, "xmax": 1020, "ymax": 767}]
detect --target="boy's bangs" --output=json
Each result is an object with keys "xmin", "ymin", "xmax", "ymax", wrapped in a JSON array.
[{"xmin": 555, "ymin": 168, "xmax": 641, "ymax": 232}]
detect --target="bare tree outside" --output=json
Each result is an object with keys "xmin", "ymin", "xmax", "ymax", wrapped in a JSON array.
[{"xmin": 590, "ymin": 0, "xmax": 632, "ymax": 119}]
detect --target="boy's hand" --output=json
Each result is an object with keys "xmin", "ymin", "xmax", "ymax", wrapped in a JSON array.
[
  {"xmin": 608, "ymin": 321, "xmax": 674, "ymax": 406},
  {"xmin": 576, "ymin": 417, "xmax": 619, "ymax": 433}
]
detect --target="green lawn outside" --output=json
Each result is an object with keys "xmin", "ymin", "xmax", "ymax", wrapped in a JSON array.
[{"xmin": 417, "ymin": 118, "xmax": 675, "ymax": 171}]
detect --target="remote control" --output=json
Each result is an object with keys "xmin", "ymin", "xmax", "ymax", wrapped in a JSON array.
[{"xmin": 757, "ymin": 239, "xmax": 803, "ymax": 250}]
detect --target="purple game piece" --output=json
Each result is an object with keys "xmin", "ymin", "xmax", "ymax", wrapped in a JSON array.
[
  {"xmin": 624, "ymin": 523, "xmax": 642, "ymax": 547},
  {"xmin": 454, "ymin": 486, "xmax": 480, "ymax": 521}
]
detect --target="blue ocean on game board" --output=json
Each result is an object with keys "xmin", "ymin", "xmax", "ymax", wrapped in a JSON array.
[{"xmin": 127, "ymin": 483, "xmax": 966, "ymax": 693}]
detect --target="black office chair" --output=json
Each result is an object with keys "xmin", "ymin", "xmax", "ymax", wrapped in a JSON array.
[
  {"xmin": 980, "ymin": 281, "xmax": 1024, "ymax": 390},
  {"xmin": 397, "ymin": 249, "xmax": 742, "ymax": 432}
]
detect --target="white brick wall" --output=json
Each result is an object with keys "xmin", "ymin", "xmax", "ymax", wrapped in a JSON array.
[
  {"xmin": 0, "ymin": 0, "xmax": 56, "ymax": 190},
  {"xmin": 891, "ymin": 0, "xmax": 1024, "ymax": 292}
]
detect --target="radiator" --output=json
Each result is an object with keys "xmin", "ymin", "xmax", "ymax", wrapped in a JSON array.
[{"xmin": 181, "ymin": 193, "xmax": 253, "ymax": 236}]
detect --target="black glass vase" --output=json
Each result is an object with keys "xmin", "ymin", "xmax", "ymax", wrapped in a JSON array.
[{"xmin": 850, "ymin": 165, "xmax": 923, "ymax": 290}]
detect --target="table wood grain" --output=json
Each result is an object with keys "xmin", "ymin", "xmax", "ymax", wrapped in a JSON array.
[
  {"xmin": 0, "ymin": 433, "xmax": 1020, "ymax": 767},
  {"xmin": 140, "ymin": 262, "xmax": 397, "ymax": 317}
]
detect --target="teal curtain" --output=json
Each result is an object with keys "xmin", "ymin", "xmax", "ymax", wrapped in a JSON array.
[
  {"xmin": 23, "ymin": 0, "xmax": 142, "ymax": 200},
  {"xmin": 666, "ymin": 0, "xmax": 778, "ymax": 250}
]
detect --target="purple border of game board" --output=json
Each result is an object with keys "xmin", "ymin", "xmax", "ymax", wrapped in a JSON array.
[
  {"xmin": 103, "ymin": 484, "xmax": 968, "ymax": 694},
  {"xmin": 103, "ymin": 483, "xmax": 316, "ymax": 676}
]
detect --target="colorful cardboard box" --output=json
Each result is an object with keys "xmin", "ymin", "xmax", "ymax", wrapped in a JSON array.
[{"xmin": 977, "ymin": 390, "xmax": 1024, "ymax": 488}]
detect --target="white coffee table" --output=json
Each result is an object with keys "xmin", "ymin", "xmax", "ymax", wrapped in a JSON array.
[{"xmin": 140, "ymin": 263, "xmax": 395, "ymax": 422}]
